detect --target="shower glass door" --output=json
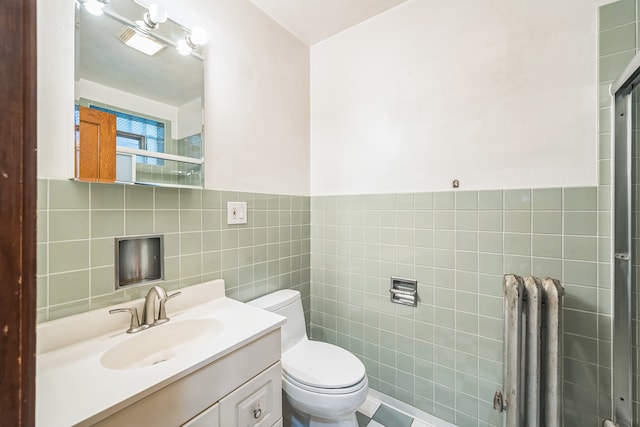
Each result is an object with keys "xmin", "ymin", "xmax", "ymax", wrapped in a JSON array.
[
  {"xmin": 613, "ymin": 58, "xmax": 640, "ymax": 427},
  {"xmin": 633, "ymin": 85, "xmax": 639, "ymax": 427}
]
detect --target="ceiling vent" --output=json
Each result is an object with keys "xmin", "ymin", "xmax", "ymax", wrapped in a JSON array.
[{"xmin": 116, "ymin": 26, "xmax": 165, "ymax": 56}]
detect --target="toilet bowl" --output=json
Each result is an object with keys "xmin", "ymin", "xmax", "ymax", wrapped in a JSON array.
[{"xmin": 248, "ymin": 290, "xmax": 368, "ymax": 427}]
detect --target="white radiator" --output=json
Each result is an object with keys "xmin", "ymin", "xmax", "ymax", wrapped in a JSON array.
[{"xmin": 493, "ymin": 274, "xmax": 564, "ymax": 427}]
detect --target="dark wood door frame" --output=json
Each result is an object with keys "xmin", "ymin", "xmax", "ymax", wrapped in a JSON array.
[{"xmin": 0, "ymin": 0, "xmax": 37, "ymax": 426}]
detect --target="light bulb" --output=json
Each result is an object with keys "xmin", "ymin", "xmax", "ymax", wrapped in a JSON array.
[
  {"xmin": 84, "ymin": 0, "xmax": 106, "ymax": 16},
  {"xmin": 177, "ymin": 38, "xmax": 191, "ymax": 56},
  {"xmin": 189, "ymin": 27, "xmax": 208, "ymax": 46},
  {"xmin": 148, "ymin": 4, "xmax": 167, "ymax": 24}
]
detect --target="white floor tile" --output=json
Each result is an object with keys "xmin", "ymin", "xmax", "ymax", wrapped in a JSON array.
[
  {"xmin": 367, "ymin": 421, "xmax": 385, "ymax": 427},
  {"xmin": 410, "ymin": 420, "xmax": 432, "ymax": 427},
  {"xmin": 358, "ymin": 397, "xmax": 381, "ymax": 418}
]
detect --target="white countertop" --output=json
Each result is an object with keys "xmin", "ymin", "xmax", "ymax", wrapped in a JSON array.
[{"xmin": 36, "ymin": 280, "xmax": 285, "ymax": 427}]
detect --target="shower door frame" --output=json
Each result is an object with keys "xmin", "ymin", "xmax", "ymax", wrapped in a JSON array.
[{"xmin": 611, "ymin": 52, "xmax": 640, "ymax": 427}]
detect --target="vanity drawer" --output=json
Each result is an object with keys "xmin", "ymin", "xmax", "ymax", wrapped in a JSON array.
[{"xmin": 219, "ymin": 362, "xmax": 282, "ymax": 427}]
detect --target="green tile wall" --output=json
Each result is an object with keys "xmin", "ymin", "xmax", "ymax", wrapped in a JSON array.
[
  {"xmin": 310, "ymin": 187, "xmax": 608, "ymax": 426},
  {"xmin": 36, "ymin": 179, "xmax": 311, "ymax": 323}
]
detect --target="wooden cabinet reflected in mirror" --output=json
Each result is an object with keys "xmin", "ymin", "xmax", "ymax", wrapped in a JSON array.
[{"xmin": 76, "ymin": 106, "xmax": 117, "ymax": 183}]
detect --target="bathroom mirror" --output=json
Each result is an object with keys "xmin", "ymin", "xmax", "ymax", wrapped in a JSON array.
[{"xmin": 75, "ymin": 0, "xmax": 205, "ymax": 187}]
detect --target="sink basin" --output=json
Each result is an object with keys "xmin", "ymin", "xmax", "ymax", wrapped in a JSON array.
[{"xmin": 101, "ymin": 318, "xmax": 224, "ymax": 370}]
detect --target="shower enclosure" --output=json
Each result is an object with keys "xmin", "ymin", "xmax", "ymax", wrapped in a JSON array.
[{"xmin": 612, "ymin": 52, "xmax": 640, "ymax": 427}]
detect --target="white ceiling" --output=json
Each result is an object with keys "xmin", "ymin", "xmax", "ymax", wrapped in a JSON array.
[{"xmin": 249, "ymin": 0, "xmax": 409, "ymax": 45}]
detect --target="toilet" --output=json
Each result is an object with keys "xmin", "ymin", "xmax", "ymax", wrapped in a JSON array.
[{"xmin": 248, "ymin": 290, "xmax": 368, "ymax": 427}]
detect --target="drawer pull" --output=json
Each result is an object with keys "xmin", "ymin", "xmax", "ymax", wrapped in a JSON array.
[{"xmin": 253, "ymin": 408, "xmax": 262, "ymax": 419}]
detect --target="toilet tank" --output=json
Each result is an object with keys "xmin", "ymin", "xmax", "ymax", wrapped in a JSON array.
[{"xmin": 248, "ymin": 290, "xmax": 307, "ymax": 353}]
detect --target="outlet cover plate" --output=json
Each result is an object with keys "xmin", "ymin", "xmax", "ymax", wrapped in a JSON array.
[{"xmin": 227, "ymin": 202, "xmax": 247, "ymax": 224}]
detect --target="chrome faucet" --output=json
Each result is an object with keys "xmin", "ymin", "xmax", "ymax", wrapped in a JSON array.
[
  {"xmin": 110, "ymin": 285, "xmax": 180, "ymax": 333},
  {"xmin": 142, "ymin": 285, "xmax": 167, "ymax": 326},
  {"xmin": 142, "ymin": 285, "xmax": 181, "ymax": 326}
]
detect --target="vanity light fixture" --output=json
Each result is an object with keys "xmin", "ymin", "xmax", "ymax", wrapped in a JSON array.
[
  {"xmin": 176, "ymin": 27, "xmax": 208, "ymax": 56},
  {"xmin": 117, "ymin": 26, "xmax": 166, "ymax": 56},
  {"xmin": 82, "ymin": 0, "xmax": 109, "ymax": 16}
]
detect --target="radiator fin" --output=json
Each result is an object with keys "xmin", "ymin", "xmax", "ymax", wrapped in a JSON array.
[{"xmin": 500, "ymin": 274, "xmax": 564, "ymax": 427}]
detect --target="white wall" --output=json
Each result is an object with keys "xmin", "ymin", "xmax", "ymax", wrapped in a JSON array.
[
  {"xmin": 38, "ymin": 0, "xmax": 75, "ymax": 180},
  {"xmin": 178, "ymin": 98, "xmax": 203, "ymax": 139},
  {"xmin": 38, "ymin": 0, "xmax": 310, "ymax": 195},
  {"xmin": 310, "ymin": 0, "xmax": 602, "ymax": 195}
]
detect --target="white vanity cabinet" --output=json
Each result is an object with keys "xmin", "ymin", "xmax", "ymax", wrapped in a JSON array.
[
  {"xmin": 88, "ymin": 330, "xmax": 282, "ymax": 427},
  {"xmin": 183, "ymin": 403, "xmax": 219, "ymax": 427},
  {"xmin": 185, "ymin": 361, "xmax": 281, "ymax": 427}
]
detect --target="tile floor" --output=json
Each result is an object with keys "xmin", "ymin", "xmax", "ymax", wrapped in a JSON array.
[
  {"xmin": 356, "ymin": 401, "xmax": 431, "ymax": 427},
  {"xmin": 282, "ymin": 391, "xmax": 433, "ymax": 427}
]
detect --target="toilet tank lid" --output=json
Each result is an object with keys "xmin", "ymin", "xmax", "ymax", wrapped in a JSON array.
[{"xmin": 247, "ymin": 289, "xmax": 300, "ymax": 311}]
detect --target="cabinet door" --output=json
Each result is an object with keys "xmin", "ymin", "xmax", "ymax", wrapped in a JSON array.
[
  {"xmin": 77, "ymin": 106, "xmax": 116, "ymax": 183},
  {"xmin": 219, "ymin": 362, "xmax": 281, "ymax": 427},
  {"xmin": 182, "ymin": 403, "xmax": 219, "ymax": 427}
]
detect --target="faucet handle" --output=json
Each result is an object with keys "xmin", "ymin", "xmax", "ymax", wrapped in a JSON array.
[
  {"xmin": 109, "ymin": 307, "xmax": 148, "ymax": 334},
  {"xmin": 155, "ymin": 292, "xmax": 181, "ymax": 325}
]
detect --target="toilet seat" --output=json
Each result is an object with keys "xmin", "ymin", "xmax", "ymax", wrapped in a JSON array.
[
  {"xmin": 281, "ymin": 340, "xmax": 366, "ymax": 391},
  {"xmin": 283, "ymin": 370, "xmax": 368, "ymax": 395}
]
